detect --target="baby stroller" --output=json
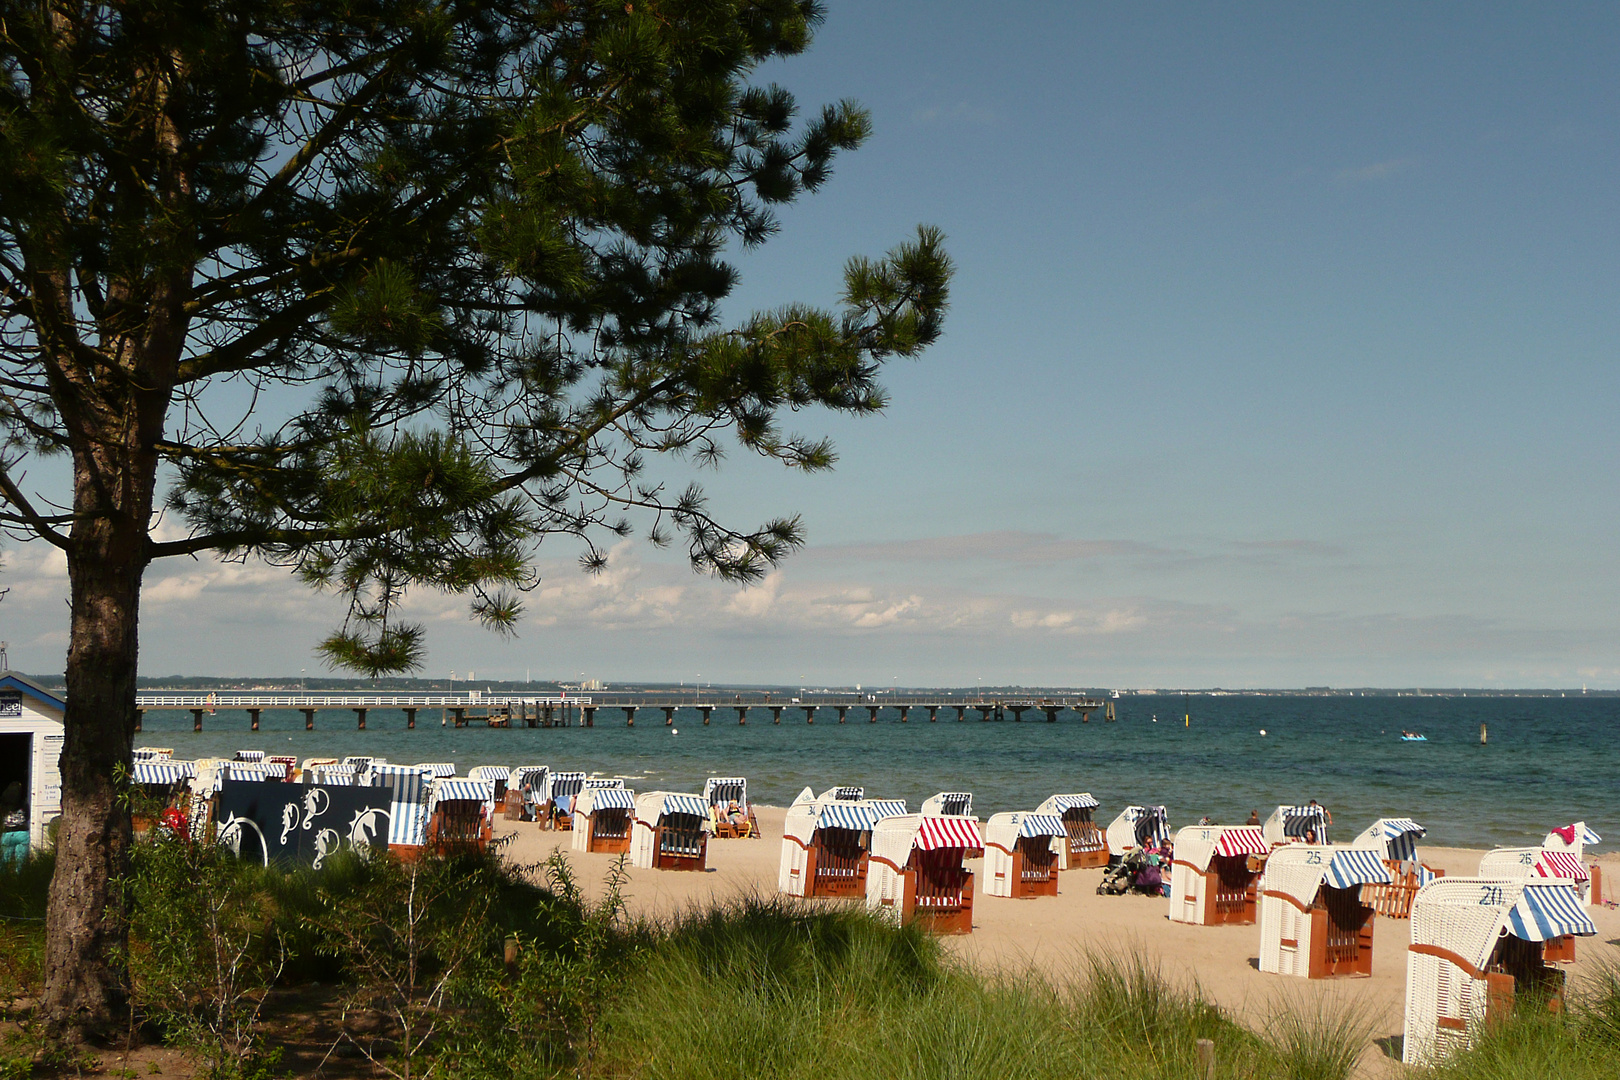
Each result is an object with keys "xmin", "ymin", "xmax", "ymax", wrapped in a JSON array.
[{"xmin": 1097, "ymin": 848, "xmax": 1163, "ymax": 896}]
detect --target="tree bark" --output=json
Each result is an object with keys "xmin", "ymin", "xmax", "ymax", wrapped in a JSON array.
[{"xmin": 39, "ymin": 466, "xmax": 152, "ymax": 1039}]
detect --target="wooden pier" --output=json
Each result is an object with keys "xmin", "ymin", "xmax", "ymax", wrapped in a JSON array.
[{"xmin": 132, "ymin": 692, "xmax": 1105, "ymax": 732}]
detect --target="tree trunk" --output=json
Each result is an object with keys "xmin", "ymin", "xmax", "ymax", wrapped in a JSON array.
[{"xmin": 40, "ymin": 516, "xmax": 148, "ymax": 1038}]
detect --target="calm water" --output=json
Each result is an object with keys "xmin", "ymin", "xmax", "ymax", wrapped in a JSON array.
[{"xmin": 136, "ymin": 694, "xmax": 1617, "ymax": 851}]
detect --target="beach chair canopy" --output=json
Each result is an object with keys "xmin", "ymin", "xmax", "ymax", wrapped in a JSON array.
[
  {"xmin": 133, "ymin": 760, "xmax": 194, "ymax": 786},
  {"xmin": 468, "ymin": 766, "xmax": 508, "ymax": 782},
  {"xmin": 704, "ymin": 777, "xmax": 747, "ymax": 808},
  {"xmin": 1014, "ymin": 813, "xmax": 1066, "ymax": 838},
  {"xmin": 1262, "ymin": 844, "xmax": 1392, "ymax": 908},
  {"xmin": 133, "ymin": 747, "xmax": 174, "ymax": 762},
  {"xmin": 816, "ymin": 801, "xmax": 879, "ymax": 831},
  {"xmin": 1353, "ymin": 817, "xmax": 1426, "ymax": 862},
  {"xmin": 585, "ymin": 777, "xmax": 625, "ymax": 789},
  {"xmin": 548, "ymin": 772, "xmax": 586, "ymax": 800},
  {"xmin": 1544, "ymin": 822, "xmax": 1602, "ymax": 851},
  {"xmin": 1039, "ymin": 793, "xmax": 1099, "ymax": 814},
  {"xmin": 634, "ymin": 791, "xmax": 710, "ymax": 828},
  {"xmin": 1173, "ymin": 825, "xmax": 1268, "ymax": 872},
  {"xmin": 581, "ymin": 786, "xmax": 636, "ymax": 813},
  {"xmin": 225, "ymin": 761, "xmax": 284, "ymax": 783},
  {"xmin": 510, "ymin": 765, "xmax": 546, "ymax": 786},
  {"xmin": 826, "ymin": 786, "xmax": 864, "ymax": 801},
  {"xmin": 921, "ymin": 792, "xmax": 973, "ymax": 816},
  {"xmin": 1115, "ymin": 805, "xmax": 1169, "ymax": 846},
  {"xmin": 1535, "ymin": 850, "xmax": 1589, "ymax": 881},
  {"xmin": 430, "ymin": 778, "xmax": 496, "ymax": 806},
  {"xmin": 869, "ymin": 799, "xmax": 908, "ymax": 820},
  {"xmin": 1275, "ymin": 804, "xmax": 1331, "ymax": 841},
  {"xmin": 233, "ymin": 749, "xmax": 265, "ymax": 762},
  {"xmin": 307, "ymin": 764, "xmax": 359, "ymax": 786},
  {"xmin": 916, "ymin": 815, "xmax": 984, "ymax": 852},
  {"xmin": 343, "ymin": 756, "xmax": 378, "ymax": 768},
  {"xmin": 415, "ymin": 762, "xmax": 457, "ymax": 779}
]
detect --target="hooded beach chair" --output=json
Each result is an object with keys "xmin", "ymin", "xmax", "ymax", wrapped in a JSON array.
[
  {"xmin": 704, "ymin": 776, "xmax": 756, "ymax": 838},
  {"xmin": 984, "ymin": 811, "xmax": 1065, "ymax": 899},
  {"xmin": 1263, "ymin": 804, "xmax": 1332, "ymax": 847},
  {"xmin": 544, "ymin": 771, "xmax": 586, "ymax": 830},
  {"xmin": 1037, "ymin": 793, "xmax": 1107, "ymax": 868},
  {"xmin": 1402, "ymin": 879, "xmax": 1597, "ymax": 1066},
  {"xmin": 369, "ymin": 764, "xmax": 435, "ymax": 858},
  {"xmin": 1350, "ymin": 817, "xmax": 1441, "ymax": 917},
  {"xmin": 1168, "ymin": 824, "xmax": 1269, "ymax": 925},
  {"xmin": 1478, "ymin": 846, "xmax": 1592, "ymax": 924},
  {"xmin": 426, "ymin": 777, "xmax": 497, "ymax": 853},
  {"xmin": 571, "ymin": 786, "xmax": 637, "ymax": 853},
  {"xmin": 919, "ymin": 791, "xmax": 973, "ymax": 816},
  {"xmin": 866, "ymin": 814, "xmax": 983, "ymax": 934},
  {"xmin": 506, "ymin": 766, "xmax": 547, "ymax": 820},
  {"xmin": 779, "ymin": 789, "xmax": 881, "ymax": 898},
  {"xmin": 630, "ymin": 791, "xmax": 711, "ymax": 871},
  {"xmin": 1105, "ymin": 804, "xmax": 1169, "ymax": 857},
  {"xmin": 1542, "ymin": 822, "xmax": 1603, "ymax": 904},
  {"xmin": 468, "ymin": 765, "xmax": 510, "ymax": 804},
  {"xmin": 1257, "ymin": 845, "xmax": 1390, "ymax": 978}
]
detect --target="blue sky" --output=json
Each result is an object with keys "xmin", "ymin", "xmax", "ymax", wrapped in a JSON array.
[{"xmin": 6, "ymin": 4, "xmax": 1618, "ymax": 686}]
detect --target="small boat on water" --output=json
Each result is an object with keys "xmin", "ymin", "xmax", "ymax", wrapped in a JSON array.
[{"xmin": 1400, "ymin": 731, "xmax": 1427, "ymax": 742}]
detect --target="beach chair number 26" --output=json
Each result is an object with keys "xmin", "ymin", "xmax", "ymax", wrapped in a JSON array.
[
  {"xmin": 1478, "ymin": 886, "xmax": 1503, "ymax": 906},
  {"xmin": 1519, "ymin": 853, "xmax": 1534, "ymax": 865},
  {"xmin": 1305, "ymin": 850, "xmax": 1323, "ymax": 865}
]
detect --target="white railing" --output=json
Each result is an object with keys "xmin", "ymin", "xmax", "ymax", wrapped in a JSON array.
[{"xmin": 134, "ymin": 694, "xmax": 589, "ymax": 708}]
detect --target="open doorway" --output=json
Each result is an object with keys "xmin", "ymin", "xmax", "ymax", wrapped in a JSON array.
[{"xmin": 0, "ymin": 732, "xmax": 29, "ymax": 803}]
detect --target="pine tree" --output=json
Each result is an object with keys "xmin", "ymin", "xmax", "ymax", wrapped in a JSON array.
[{"xmin": 0, "ymin": 0, "xmax": 949, "ymax": 1036}]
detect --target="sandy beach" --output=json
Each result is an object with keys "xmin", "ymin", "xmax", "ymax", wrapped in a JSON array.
[{"xmin": 496, "ymin": 808, "xmax": 1620, "ymax": 1078}]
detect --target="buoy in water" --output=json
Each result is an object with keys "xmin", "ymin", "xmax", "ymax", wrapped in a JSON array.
[
  {"xmin": 671, "ymin": 728, "xmax": 679, "ymax": 736},
  {"xmin": 1259, "ymin": 729, "xmax": 1267, "ymax": 736}
]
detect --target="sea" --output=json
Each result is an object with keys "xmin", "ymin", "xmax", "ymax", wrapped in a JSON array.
[{"xmin": 135, "ymin": 693, "xmax": 1616, "ymax": 852}]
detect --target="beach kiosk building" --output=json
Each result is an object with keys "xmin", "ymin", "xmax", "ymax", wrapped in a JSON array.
[
  {"xmin": 1258, "ymin": 845, "xmax": 1391, "ymax": 978},
  {"xmin": 1105, "ymin": 805, "xmax": 1169, "ymax": 857},
  {"xmin": 1263, "ymin": 804, "xmax": 1332, "ymax": 847},
  {"xmin": 1402, "ymin": 879, "xmax": 1597, "ymax": 1066},
  {"xmin": 866, "ymin": 814, "xmax": 983, "ymax": 934},
  {"xmin": 1350, "ymin": 817, "xmax": 1440, "ymax": 918},
  {"xmin": 983, "ymin": 811, "xmax": 1065, "ymax": 899},
  {"xmin": 0, "ymin": 673, "xmax": 64, "ymax": 857},
  {"xmin": 571, "ymin": 785, "xmax": 637, "ymax": 854},
  {"xmin": 631, "ymin": 791, "xmax": 711, "ymax": 871},
  {"xmin": 1038, "ymin": 793, "xmax": 1107, "ymax": 868},
  {"xmin": 1168, "ymin": 824, "xmax": 1269, "ymax": 925},
  {"xmin": 779, "ymin": 789, "xmax": 881, "ymax": 898}
]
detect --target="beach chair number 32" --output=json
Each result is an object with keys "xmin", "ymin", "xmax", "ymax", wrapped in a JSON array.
[{"xmin": 1478, "ymin": 886, "xmax": 1503, "ymax": 906}]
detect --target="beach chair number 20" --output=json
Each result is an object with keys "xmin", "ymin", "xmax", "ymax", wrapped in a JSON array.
[
  {"xmin": 1304, "ymin": 850, "xmax": 1323, "ymax": 865},
  {"xmin": 1478, "ymin": 886, "xmax": 1503, "ymax": 906}
]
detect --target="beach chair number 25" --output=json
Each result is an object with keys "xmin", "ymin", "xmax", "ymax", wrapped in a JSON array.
[
  {"xmin": 1305, "ymin": 850, "xmax": 1323, "ymax": 865},
  {"xmin": 1479, "ymin": 886, "xmax": 1503, "ymax": 906}
]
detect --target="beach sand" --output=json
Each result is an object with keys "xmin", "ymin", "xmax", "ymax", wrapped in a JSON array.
[{"xmin": 496, "ymin": 810, "xmax": 1620, "ymax": 1078}]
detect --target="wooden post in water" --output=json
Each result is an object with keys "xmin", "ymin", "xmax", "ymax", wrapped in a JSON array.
[{"xmin": 1480, "ymin": 722, "xmax": 1487, "ymax": 745}]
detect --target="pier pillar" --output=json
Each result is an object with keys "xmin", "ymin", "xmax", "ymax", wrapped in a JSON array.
[
  {"xmin": 662, "ymin": 707, "xmax": 675, "ymax": 727},
  {"xmin": 191, "ymin": 709, "xmax": 204, "ymax": 732},
  {"xmin": 1009, "ymin": 707, "xmax": 1026, "ymax": 722},
  {"xmin": 354, "ymin": 708, "xmax": 367, "ymax": 730},
  {"xmin": 248, "ymin": 708, "xmax": 261, "ymax": 732},
  {"xmin": 928, "ymin": 706, "xmax": 938, "ymax": 723},
  {"xmin": 836, "ymin": 706, "xmax": 848, "ymax": 724},
  {"xmin": 452, "ymin": 707, "xmax": 466, "ymax": 728},
  {"xmin": 771, "ymin": 706, "xmax": 783, "ymax": 724},
  {"xmin": 803, "ymin": 706, "xmax": 815, "ymax": 724},
  {"xmin": 699, "ymin": 706, "xmax": 712, "ymax": 726},
  {"xmin": 1043, "ymin": 707, "xmax": 1059, "ymax": 723},
  {"xmin": 735, "ymin": 706, "xmax": 747, "ymax": 725},
  {"xmin": 134, "ymin": 710, "xmax": 143, "ymax": 733},
  {"xmin": 976, "ymin": 706, "xmax": 993, "ymax": 721},
  {"xmin": 302, "ymin": 709, "xmax": 315, "ymax": 731},
  {"xmin": 584, "ymin": 706, "xmax": 595, "ymax": 728},
  {"xmin": 543, "ymin": 705, "xmax": 554, "ymax": 728},
  {"xmin": 624, "ymin": 707, "xmax": 636, "ymax": 727},
  {"xmin": 898, "ymin": 705, "xmax": 910, "ymax": 723},
  {"xmin": 955, "ymin": 705, "xmax": 966, "ymax": 722},
  {"xmin": 405, "ymin": 708, "xmax": 417, "ymax": 730},
  {"xmin": 867, "ymin": 705, "xmax": 880, "ymax": 723}
]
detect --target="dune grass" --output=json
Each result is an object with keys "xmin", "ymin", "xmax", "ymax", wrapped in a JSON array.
[{"xmin": 594, "ymin": 895, "xmax": 1353, "ymax": 1080}]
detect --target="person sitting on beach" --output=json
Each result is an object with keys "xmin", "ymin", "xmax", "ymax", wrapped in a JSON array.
[
  {"xmin": 1246, "ymin": 809, "xmax": 1260, "ymax": 826},
  {"xmin": 1303, "ymin": 828, "xmax": 1318, "ymax": 844}
]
